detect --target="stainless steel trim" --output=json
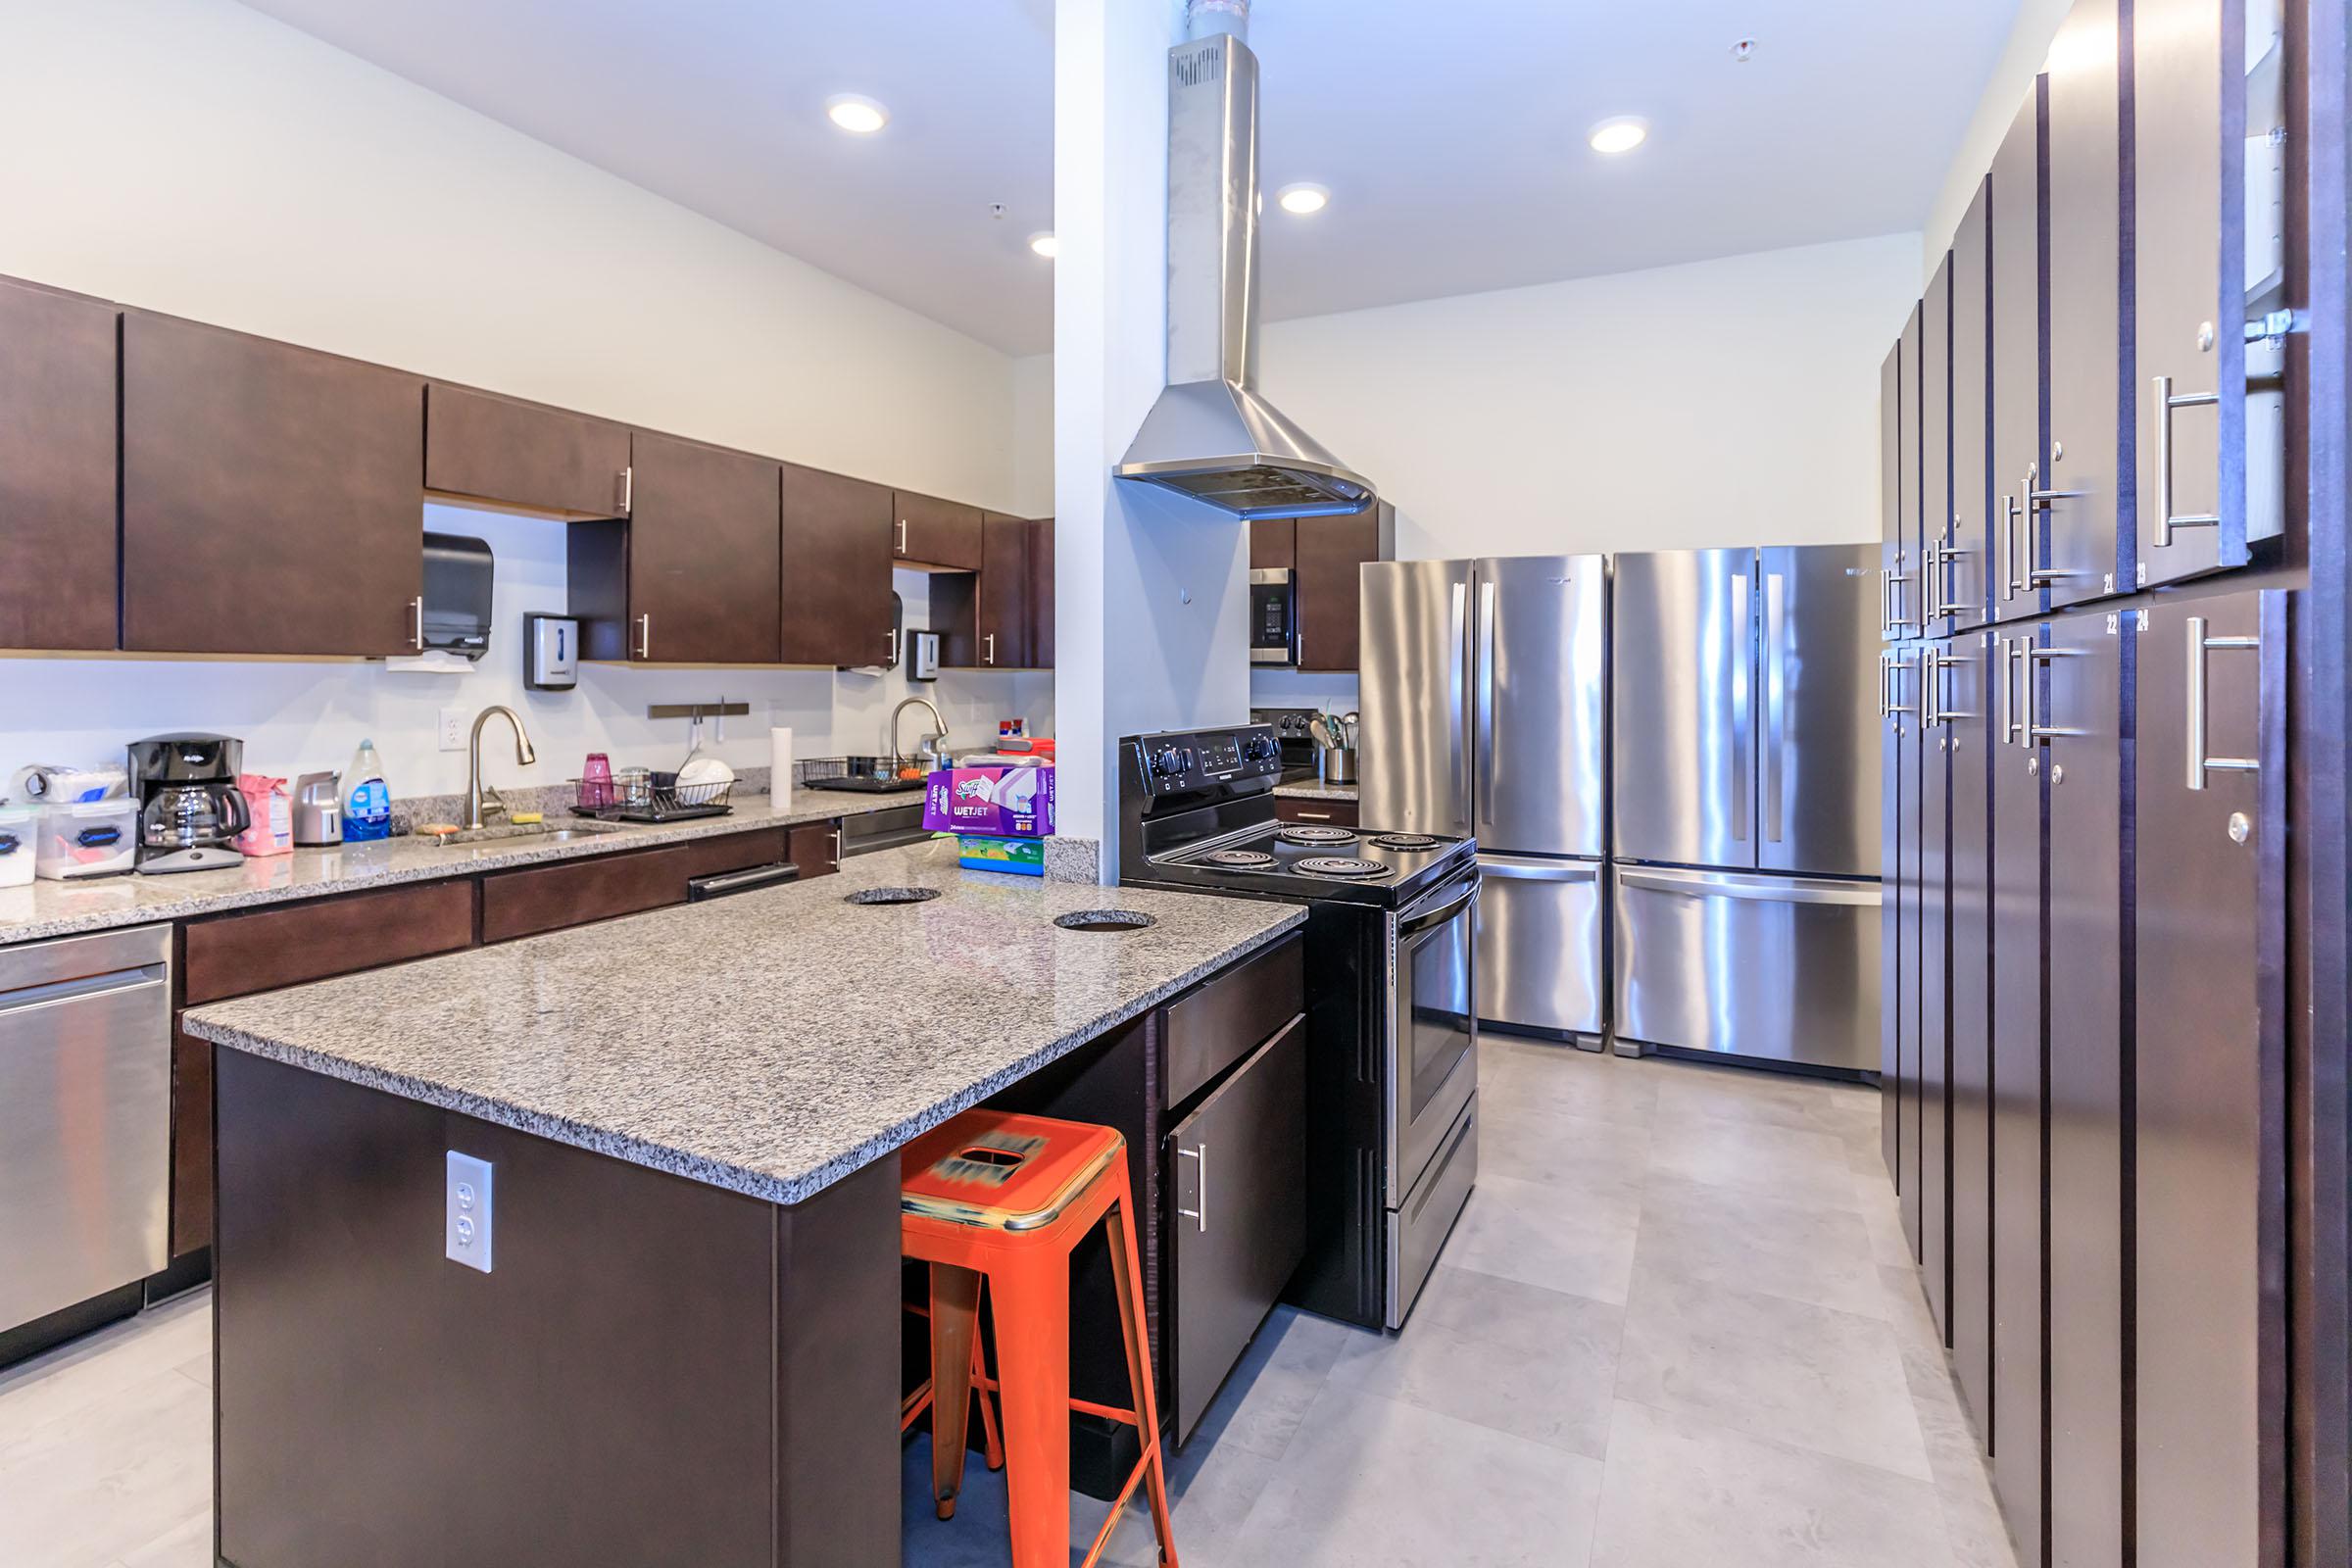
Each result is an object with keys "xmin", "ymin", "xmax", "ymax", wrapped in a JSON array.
[
  {"xmin": 614, "ymin": 466, "xmax": 633, "ymax": 515},
  {"xmin": 2003, "ymin": 636, "xmax": 2028, "ymax": 747},
  {"xmin": 409, "ymin": 595, "xmax": 424, "ymax": 652},
  {"xmin": 1474, "ymin": 578, "xmax": 1496, "ymax": 831},
  {"xmin": 1764, "ymin": 570, "xmax": 1786, "ymax": 841},
  {"xmin": 1175, "ymin": 1145, "xmax": 1207, "ymax": 1233},
  {"xmin": 1885, "ymin": 568, "xmax": 1914, "ymax": 632},
  {"xmin": 2152, "ymin": 376, "xmax": 2223, "ymax": 547},
  {"xmin": 1290, "ymin": 809, "xmax": 1336, "ymax": 821},
  {"xmin": 1384, "ymin": 1095, "xmax": 1477, "ymax": 1330},
  {"xmin": 2003, "ymin": 494, "xmax": 2025, "ymax": 599},
  {"xmin": 1886, "ymin": 649, "xmax": 1918, "ymax": 716},
  {"xmin": 2185, "ymin": 613, "xmax": 2262, "ymax": 789},
  {"xmin": 1730, "ymin": 569, "xmax": 1750, "ymax": 840},
  {"xmin": 1475, "ymin": 854, "xmax": 1599, "ymax": 883},
  {"xmin": 886, "ymin": 626, "xmax": 900, "ymax": 664},
  {"xmin": 634, "ymin": 612, "xmax": 651, "ymax": 660},
  {"xmin": 1616, "ymin": 864, "xmax": 1883, "ymax": 906},
  {"xmin": 1449, "ymin": 580, "xmax": 1470, "ymax": 811},
  {"xmin": 984, "ymin": 632, "xmax": 997, "ymax": 665},
  {"xmin": 896, "ymin": 516, "xmax": 908, "ymax": 555}
]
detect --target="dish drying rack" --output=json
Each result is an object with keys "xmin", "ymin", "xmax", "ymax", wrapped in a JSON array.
[
  {"xmin": 798, "ymin": 756, "xmax": 930, "ymax": 794},
  {"xmin": 570, "ymin": 767, "xmax": 734, "ymax": 823}
]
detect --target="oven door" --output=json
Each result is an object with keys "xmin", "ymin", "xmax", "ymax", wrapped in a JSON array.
[
  {"xmin": 1250, "ymin": 568, "xmax": 1298, "ymax": 664},
  {"xmin": 1387, "ymin": 868, "xmax": 1480, "ymax": 1203}
]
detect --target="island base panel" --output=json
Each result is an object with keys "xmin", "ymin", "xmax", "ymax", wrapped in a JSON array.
[{"xmin": 214, "ymin": 1050, "xmax": 899, "ymax": 1568}]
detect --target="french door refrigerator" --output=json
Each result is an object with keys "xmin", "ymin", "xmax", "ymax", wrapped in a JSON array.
[
  {"xmin": 1610, "ymin": 546, "xmax": 1883, "ymax": 1073},
  {"xmin": 1359, "ymin": 556, "xmax": 1608, "ymax": 1045}
]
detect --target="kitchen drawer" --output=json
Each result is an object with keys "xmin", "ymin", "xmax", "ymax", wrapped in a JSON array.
[
  {"xmin": 788, "ymin": 820, "xmax": 842, "ymax": 880},
  {"xmin": 182, "ymin": 879, "xmax": 475, "ymax": 1005},
  {"xmin": 1274, "ymin": 796, "xmax": 1358, "ymax": 828},
  {"xmin": 1161, "ymin": 933, "xmax": 1302, "ymax": 1108},
  {"xmin": 424, "ymin": 383, "xmax": 630, "ymax": 519},
  {"xmin": 480, "ymin": 829, "xmax": 788, "ymax": 944}
]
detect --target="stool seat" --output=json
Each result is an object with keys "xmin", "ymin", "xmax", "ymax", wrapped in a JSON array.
[
  {"xmin": 901, "ymin": 1108, "xmax": 1177, "ymax": 1568},
  {"xmin": 901, "ymin": 1110, "xmax": 1125, "ymax": 1233}
]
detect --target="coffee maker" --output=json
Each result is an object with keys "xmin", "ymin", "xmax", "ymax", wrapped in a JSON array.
[{"xmin": 127, "ymin": 733, "xmax": 249, "ymax": 873}]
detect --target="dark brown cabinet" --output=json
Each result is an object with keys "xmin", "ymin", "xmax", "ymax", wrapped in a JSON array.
[
  {"xmin": 1880, "ymin": 342, "xmax": 1907, "ymax": 647},
  {"xmin": 1923, "ymin": 251, "xmax": 1955, "ymax": 647},
  {"xmin": 1920, "ymin": 632, "xmax": 1952, "ymax": 1339},
  {"xmin": 975, "ymin": 514, "xmax": 1031, "ymax": 668},
  {"xmin": 1943, "ymin": 183, "xmax": 1992, "ymax": 633},
  {"xmin": 2132, "ymin": 590, "xmax": 2277, "ymax": 1568},
  {"xmin": 1898, "ymin": 304, "xmax": 1925, "ymax": 639},
  {"xmin": 1892, "ymin": 643, "xmax": 1925, "ymax": 1259},
  {"xmin": 893, "ymin": 491, "xmax": 984, "ymax": 569},
  {"xmin": 1250, "ymin": 517, "xmax": 1296, "ymax": 571},
  {"xmin": 1991, "ymin": 85, "xmax": 2047, "ymax": 625},
  {"xmin": 1029, "ymin": 517, "xmax": 1055, "ymax": 668},
  {"xmin": 1941, "ymin": 631, "xmax": 1994, "ymax": 1433},
  {"xmin": 570, "ymin": 432, "xmax": 781, "ymax": 666},
  {"xmin": 1166, "ymin": 1014, "xmax": 1307, "ymax": 1441},
  {"xmin": 787, "ymin": 821, "xmax": 842, "ymax": 881},
  {"xmin": 1989, "ymin": 624, "xmax": 2048, "ymax": 1568},
  {"xmin": 1294, "ymin": 505, "xmax": 1394, "ymax": 672},
  {"xmin": 0, "ymin": 277, "xmax": 119, "ymax": 652},
  {"xmin": 122, "ymin": 311, "xmax": 424, "ymax": 657},
  {"xmin": 2042, "ymin": 0, "xmax": 2126, "ymax": 608},
  {"xmin": 423, "ymin": 383, "xmax": 629, "ymax": 519},
  {"xmin": 2042, "ymin": 606, "xmax": 2127, "ymax": 1568},
  {"xmin": 780, "ymin": 464, "xmax": 896, "ymax": 667},
  {"xmin": 479, "ymin": 828, "xmax": 790, "ymax": 943},
  {"xmin": 170, "ymin": 1024, "xmax": 214, "ymax": 1258}
]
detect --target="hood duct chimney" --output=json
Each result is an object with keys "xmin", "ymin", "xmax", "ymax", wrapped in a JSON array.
[{"xmin": 1112, "ymin": 2, "xmax": 1375, "ymax": 519}]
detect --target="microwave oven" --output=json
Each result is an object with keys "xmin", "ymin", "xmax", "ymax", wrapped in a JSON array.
[{"xmin": 1250, "ymin": 567, "xmax": 1298, "ymax": 664}]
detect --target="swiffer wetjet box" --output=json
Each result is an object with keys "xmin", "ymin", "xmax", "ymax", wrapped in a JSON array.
[{"xmin": 922, "ymin": 764, "xmax": 1054, "ymax": 838}]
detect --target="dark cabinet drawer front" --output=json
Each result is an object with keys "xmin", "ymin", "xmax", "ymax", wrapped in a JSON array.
[
  {"xmin": 424, "ymin": 383, "xmax": 629, "ymax": 518},
  {"xmin": 481, "ymin": 830, "xmax": 787, "ymax": 943},
  {"xmin": 1168, "ymin": 1013, "xmax": 1307, "ymax": 1440},
  {"xmin": 1161, "ymin": 933, "xmax": 1302, "ymax": 1109},
  {"xmin": 1274, "ymin": 796, "xmax": 1358, "ymax": 829},
  {"xmin": 170, "ymin": 1023, "xmax": 214, "ymax": 1257},
  {"xmin": 183, "ymin": 880, "xmax": 475, "ymax": 1005}
]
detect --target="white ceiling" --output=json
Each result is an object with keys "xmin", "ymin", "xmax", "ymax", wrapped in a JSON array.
[{"xmin": 240, "ymin": 0, "xmax": 2021, "ymax": 357}]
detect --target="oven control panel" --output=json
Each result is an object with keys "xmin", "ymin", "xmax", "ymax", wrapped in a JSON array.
[{"xmin": 1133, "ymin": 726, "xmax": 1284, "ymax": 795}]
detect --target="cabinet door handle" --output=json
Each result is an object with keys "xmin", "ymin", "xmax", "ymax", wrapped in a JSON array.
[
  {"xmin": 2185, "ymin": 613, "xmax": 2261, "ymax": 789},
  {"xmin": 2001, "ymin": 494, "xmax": 2024, "ymax": 600},
  {"xmin": 2025, "ymin": 460, "xmax": 2086, "ymax": 584},
  {"xmin": 409, "ymin": 596, "xmax": 424, "ymax": 651},
  {"xmin": 897, "ymin": 517, "xmax": 908, "ymax": 555},
  {"xmin": 2152, "ymin": 376, "xmax": 2223, "ymax": 548},
  {"xmin": 831, "ymin": 826, "xmax": 843, "ymax": 864},
  {"xmin": 984, "ymin": 632, "xmax": 996, "ymax": 665},
  {"xmin": 1176, "ymin": 1144, "xmax": 1207, "ymax": 1233},
  {"xmin": 1885, "ymin": 650, "xmax": 1917, "ymax": 717},
  {"xmin": 1295, "ymin": 809, "xmax": 1334, "ymax": 821},
  {"xmin": 635, "ymin": 613, "xmax": 651, "ymax": 660},
  {"xmin": 613, "ymin": 466, "xmax": 633, "ymax": 515},
  {"xmin": 886, "ymin": 627, "xmax": 900, "ymax": 663}
]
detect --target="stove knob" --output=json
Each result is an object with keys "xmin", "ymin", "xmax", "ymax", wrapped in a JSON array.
[
  {"xmin": 1243, "ymin": 734, "xmax": 1277, "ymax": 763},
  {"xmin": 1153, "ymin": 746, "xmax": 1185, "ymax": 776}
]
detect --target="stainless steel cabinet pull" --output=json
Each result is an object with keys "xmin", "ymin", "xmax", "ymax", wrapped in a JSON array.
[
  {"xmin": 984, "ymin": 632, "xmax": 997, "ymax": 665},
  {"xmin": 2185, "ymin": 614, "xmax": 2261, "ymax": 789},
  {"xmin": 1730, "ymin": 571, "xmax": 1750, "ymax": 839},
  {"xmin": 1296, "ymin": 810, "xmax": 1334, "ymax": 821},
  {"xmin": 2152, "ymin": 375, "xmax": 2223, "ymax": 547},
  {"xmin": 2002, "ymin": 495, "xmax": 2024, "ymax": 600},
  {"xmin": 613, "ymin": 466, "xmax": 633, "ymax": 514},
  {"xmin": 1886, "ymin": 651, "xmax": 1917, "ymax": 717},
  {"xmin": 831, "ymin": 827, "xmax": 843, "ymax": 863},
  {"xmin": 1884, "ymin": 567, "xmax": 1914, "ymax": 632},
  {"xmin": 409, "ymin": 596, "xmax": 424, "ymax": 651},
  {"xmin": 886, "ymin": 627, "xmax": 900, "ymax": 663},
  {"xmin": 1927, "ymin": 653, "xmax": 1971, "ymax": 726},
  {"xmin": 2002, "ymin": 638, "xmax": 2028, "ymax": 747},
  {"xmin": 634, "ymin": 612, "xmax": 651, "ymax": 660},
  {"xmin": 896, "ymin": 517, "xmax": 908, "ymax": 555},
  {"xmin": 1176, "ymin": 1145, "xmax": 1207, "ymax": 1233},
  {"xmin": 1877, "ymin": 651, "xmax": 1891, "ymax": 718},
  {"xmin": 1933, "ymin": 544, "xmax": 1974, "ymax": 616}
]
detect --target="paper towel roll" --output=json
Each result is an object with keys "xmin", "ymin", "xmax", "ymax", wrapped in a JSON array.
[{"xmin": 768, "ymin": 728, "xmax": 792, "ymax": 803}]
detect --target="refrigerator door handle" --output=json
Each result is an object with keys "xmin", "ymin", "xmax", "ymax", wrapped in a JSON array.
[
  {"xmin": 1730, "ymin": 570, "xmax": 1750, "ymax": 841},
  {"xmin": 1763, "ymin": 570, "xmax": 1786, "ymax": 843},
  {"xmin": 1617, "ymin": 865, "xmax": 1882, "ymax": 906},
  {"xmin": 1475, "ymin": 578, "xmax": 1497, "ymax": 832},
  {"xmin": 1476, "ymin": 854, "xmax": 1600, "ymax": 883},
  {"xmin": 1449, "ymin": 579, "xmax": 1470, "ymax": 830}
]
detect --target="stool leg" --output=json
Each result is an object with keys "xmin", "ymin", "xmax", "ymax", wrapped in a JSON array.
[
  {"xmin": 1106, "ymin": 1172, "xmax": 1179, "ymax": 1565},
  {"xmin": 972, "ymin": 1290, "xmax": 1005, "ymax": 1472},
  {"xmin": 988, "ymin": 1254, "xmax": 1071, "ymax": 1568},
  {"xmin": 929, "ymin": 1262, "xmax": 983, "ymax": 1521}
]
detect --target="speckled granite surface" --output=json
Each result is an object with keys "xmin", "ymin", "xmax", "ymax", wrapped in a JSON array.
[
  {"xmin": 184, "ymin": 841, "xmax": 1300, "ymax": 1205},
  {"xmin": 0, "ymin": 786, "xmax": 925, "ymax": 947},
  {"xmin": 1272, "ymin": 781, "xmax": 1358, "ymax": 802}
]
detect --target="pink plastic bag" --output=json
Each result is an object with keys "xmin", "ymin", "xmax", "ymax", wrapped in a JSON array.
[{"xmin": 235, "ymin": 774, "xmax": 293, "ymax": 857}]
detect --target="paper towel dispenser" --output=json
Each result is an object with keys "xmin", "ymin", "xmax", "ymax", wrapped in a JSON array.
[{"xmin": 420, "ymin": 532, "xmax": 494, "ymax": 661}]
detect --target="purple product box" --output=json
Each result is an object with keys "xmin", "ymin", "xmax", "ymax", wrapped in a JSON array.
[{"xmin": 922, "ymin": 765, "xmax": 1055, "ymax": 838}]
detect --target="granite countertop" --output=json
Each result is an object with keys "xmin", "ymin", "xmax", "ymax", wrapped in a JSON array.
[
  {"xmin": 1273, "ymin": 781, "xmax": 1358, "ymax": 802},
  {"xmin": 183, "ymin": 842, "xmax": 1302, "ymax": 1205},
  {"xmin": 0, "ymin": 787, "xmax": 925, "ymax": 947}
]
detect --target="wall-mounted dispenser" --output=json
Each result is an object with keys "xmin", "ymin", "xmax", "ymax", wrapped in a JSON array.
[{"xmin": 524, "ymin": 613, "xmax": 578, "ymax": 690}]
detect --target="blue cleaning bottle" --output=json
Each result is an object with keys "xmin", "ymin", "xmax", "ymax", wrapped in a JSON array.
[{"xmin": 341, "ymin": 739, "xmax": 392, "ymax": 842}]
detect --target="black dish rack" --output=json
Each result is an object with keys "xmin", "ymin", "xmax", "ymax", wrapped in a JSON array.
[
  {"xmin": 799, "ymin": 756, "xmax": 929, "ymax": 794},
  {"xmin": 570, "ymin": 768, "xmax": 734, "ymax": 823}
]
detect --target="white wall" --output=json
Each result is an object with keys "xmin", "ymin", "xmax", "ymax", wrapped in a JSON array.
[
  {"xmin": 1921, "ymin": 0, "xmax": 2073, "ymax": 274},
  {"xmin": 0, "ymin": 0, "xmax": 1046, "ymax": 793}
]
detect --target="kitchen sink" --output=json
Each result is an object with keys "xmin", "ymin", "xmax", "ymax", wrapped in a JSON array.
[{"xmin": 429, "ymin": 819, "xmax": 630, "ymax": 847}]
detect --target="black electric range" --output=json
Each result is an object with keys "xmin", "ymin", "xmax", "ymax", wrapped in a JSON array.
[{"xmin": 1118, "ymin": 724, "xmax": 1480, "ymax": 1331}]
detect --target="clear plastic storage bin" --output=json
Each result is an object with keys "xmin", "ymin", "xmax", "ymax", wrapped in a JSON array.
[
  {"xmin": 0, "ymin": 803, "xmax": 36, "ymax": 887},
  {"xmin": 34, "ymin": 798, "xmax": 138, "ymax": 880}
]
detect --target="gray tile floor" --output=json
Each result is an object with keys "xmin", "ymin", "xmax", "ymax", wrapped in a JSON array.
[{"xmin": 0, "ymin": 1040, "xmax": 2020, "ymax": 1568}]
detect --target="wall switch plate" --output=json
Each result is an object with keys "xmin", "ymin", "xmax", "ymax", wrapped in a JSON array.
[
  {"xmin": 446, "ymin": 1151, "xmax": 494, "ymax": 1272},
  {"xmin": 439, "ymin": 708, "xmax": 469, "ymax": 753}
]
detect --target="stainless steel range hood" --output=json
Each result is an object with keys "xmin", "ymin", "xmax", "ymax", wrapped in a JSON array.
[{"xmin": 1114, "ymin": 22, "xmax": 1375, "ymax": 519}]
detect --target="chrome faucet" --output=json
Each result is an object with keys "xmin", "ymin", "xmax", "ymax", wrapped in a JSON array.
[
  {"xmin": 466, "ymin": 705, "xmax": 538, "ymax": 829},
  {"xmin": 891, "ymin": 697, "xmax": 951, "ymax": 771}
]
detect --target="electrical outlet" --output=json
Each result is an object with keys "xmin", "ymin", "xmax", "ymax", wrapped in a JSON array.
[
  {"xmin": 439, "ymin": 708, "xmax": 468, "ymax": 753},
  {"xmin": 446, "ymin": 1152, "xmax": 494, "ymax": 1272}
]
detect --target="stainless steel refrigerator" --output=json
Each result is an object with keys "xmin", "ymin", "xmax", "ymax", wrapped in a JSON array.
[
  {"xmin": 1609, "ymin": 546, "xmax": 1883, "ymax": 1073},
  {"xmin": 1360, "ymin": 556, "xmax": 1608, "ymax": 1045}
]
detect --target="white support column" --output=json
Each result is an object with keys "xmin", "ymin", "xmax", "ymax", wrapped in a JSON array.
[{"xmin": 1053, "ymin": 0, "xmax": 1251, "ymax": 883}]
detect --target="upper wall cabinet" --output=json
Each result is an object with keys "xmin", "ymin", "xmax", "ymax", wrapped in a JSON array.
[
  {"xmin": 1922, "ymin": 253, "xmax": 1954, "ymax": 639},
  {"xmin": 1294, "ymin": 504, "xmax": 1395, "ymax": 673},
  {"xmin": 2134, "ymin": 0, "xmax": 2281, "ymax": 583},
  {"xmin": 2041, "ymin": 0, "xmax": 2125, "ymax": 607},
  {"xmin": 122, "ymin": 312, "xmax": 424, "ymax": 657},
  {"xmin": 1879, "ymin": 340, "xmax": 1905, "ymax": 645},
  {"xmin": 974, "ymin": 513, "xmax": 1032, "ymax": 668},
  {"xmin": 570, "ymin": 433, "xmax": 781, "ymax": 665},
  {"xmin": 1250, "ymin": 517, "xmax": 1297, "ymax": 572},
  {"xmin": 1942, "ymin": 180, "xmax": 1992, "ymax": 634},
  {"xmin": 1028, "ymin": 517, "xmax": 1055, "ymax": 669},
  {"xmin": 892, "ymin": 491, "xmax": 984, "ymax": 570},
  {"xmin": 0, "ymin": 278, "xmax": 119, "ymax": 653},
  {"xmin": 1897, "ymin": 303, "xmax": 1924, "ymax": 638},
  {"xmin": 779, "ymin": 464, "xmax": 895, "ymax": 668},
  {"xmin": 424, "ymin": 384, "xmax": 630, "ymax": 520},
  {"xmin": 1990, "ymin": 84, "xmax": 2047, "ymax": 625}
]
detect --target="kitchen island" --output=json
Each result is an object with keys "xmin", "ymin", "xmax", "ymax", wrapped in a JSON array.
[{"xmin": 181, "ymin": 841, "xmax": 1301, "ymax": 1568}]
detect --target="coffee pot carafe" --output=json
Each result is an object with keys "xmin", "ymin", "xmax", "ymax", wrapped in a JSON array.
[{"xmin": 126, "ymin": 734, "xmax": 249, "ymax": 874}]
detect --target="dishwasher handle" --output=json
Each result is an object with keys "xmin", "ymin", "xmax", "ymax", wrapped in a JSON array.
[{"xmin": 0, "ymin": 964, "xmax": 169, "ymax": 1017}]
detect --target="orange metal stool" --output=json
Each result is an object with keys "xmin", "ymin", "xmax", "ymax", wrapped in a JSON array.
[{"xmin": 901, "ymin": 1108, "xmax": 1178, "ymax": 1568}]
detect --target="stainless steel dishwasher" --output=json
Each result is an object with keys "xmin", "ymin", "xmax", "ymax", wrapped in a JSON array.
[{"xmin": 0, "ymin": 925, "xmax": 172, "ymax": 1335}]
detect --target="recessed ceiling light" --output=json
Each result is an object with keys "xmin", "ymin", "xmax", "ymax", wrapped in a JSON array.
[
  {"xmin": 1276, "ymin": 182, "xmax": 1330, "ymax": 216},
  {"xmin": 1028, "ymin": 231, "xmax": 1057, "ymax": 259},
  {"xmin": 1588, "ymin": 117, "xmax": 1648, "ymax": 155},
  {"xmin": 825, "ymin": 94, "xmax": 889, "ymax": 135}
]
